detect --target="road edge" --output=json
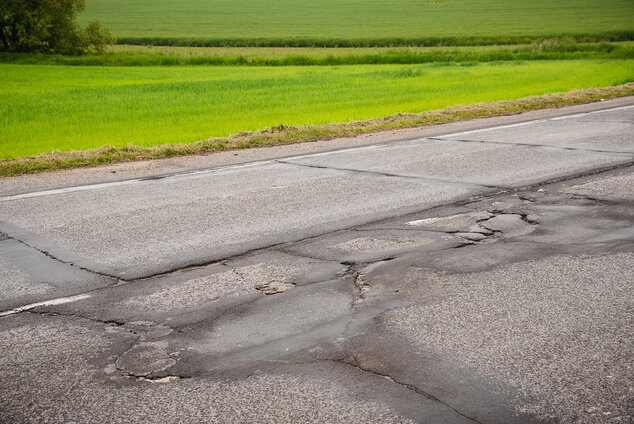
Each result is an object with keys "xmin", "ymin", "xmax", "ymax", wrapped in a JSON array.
[{"xmin": 2, "ymin": 82, "xmax": 633, "ymax": 176}]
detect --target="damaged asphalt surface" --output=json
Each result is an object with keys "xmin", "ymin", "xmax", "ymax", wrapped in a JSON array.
[{"xmin": 0, "ymin": 98, "xmax": 633, "ymax": 423}]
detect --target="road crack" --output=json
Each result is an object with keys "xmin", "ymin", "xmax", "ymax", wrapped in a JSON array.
[
  {"xmin": 428, "ymin": 136, "xmax": 634, "ymax": 156},
  {"xmin": 321, "ymin": 357, "xmax": 483, "ymax": 423},
  {"xmin": 23, "ymin": 309, "xmax": 128, "ymax": 328},
  {"xmin": 276, "ymin": 159, "xmax": 502, "ymax": 189},
  {"xmin": 3, "ymin": 232, "xmax": 124, "ymax": 282}
]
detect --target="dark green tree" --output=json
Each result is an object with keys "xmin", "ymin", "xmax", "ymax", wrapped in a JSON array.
[{"xmin": 0, "ymin": 0, "xmax": 113, "ymax": 54}]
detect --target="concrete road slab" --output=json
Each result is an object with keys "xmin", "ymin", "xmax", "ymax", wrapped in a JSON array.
[
  {"xmin": 437, "ymin": 106, "xmax": 634, "ymax": 153},
  {"xmin": 285, "ymin": 139, "xmax": 631, "ymax": 188},
  {"xmin": 0, "ymin": 238, "xmax": 115, "ymax": 311},
  {"xmin": 575, "ymin": 106, "xmax": 634, "ymax": 123},
  {"xmin": 43, "ymin": 250, "xmax": 346, "ymax": 327},
  {"xmin": 0, "ymin": 162, "xmax": 480, "ymax": 279}
]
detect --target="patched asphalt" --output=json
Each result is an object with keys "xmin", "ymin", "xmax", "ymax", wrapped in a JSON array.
[{"xmin": 1, "ymin": 98, "xmax": 633, "ymax": 423}]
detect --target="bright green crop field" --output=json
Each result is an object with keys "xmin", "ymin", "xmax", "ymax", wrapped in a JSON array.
[
  {"xmin": 79, "ymin": 0, "xmax": 634, "ymax": 44},
  {"xmin": 2, "ymin": 60, "xmax": 632, "ymax": 159}
]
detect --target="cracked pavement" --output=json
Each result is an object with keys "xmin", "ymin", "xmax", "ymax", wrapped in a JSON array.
[{"xmin": 1, "ymin": 98, "xmax": 633, "ymax": 423}]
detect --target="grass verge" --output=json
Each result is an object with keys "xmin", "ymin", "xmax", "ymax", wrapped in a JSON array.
[
  {"xmin": 113, "ymin": 33, "xmax": 634, "ymax": 48},
  {"xmin": 2, "ymin": 83, "xmax": 632, "ymax": 176},
  {"xmin": 2, "ymin": 42, "xmax": 633, "ymax": 66}
]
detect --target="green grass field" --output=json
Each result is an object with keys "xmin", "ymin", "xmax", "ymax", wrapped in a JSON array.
[
  {"xmin": 2, "ymin": 60, "xmax": 632, "ymax": 159},
  {"xmin": 79, "ymin": 0, "xmax": 634, "ymax": 45}
]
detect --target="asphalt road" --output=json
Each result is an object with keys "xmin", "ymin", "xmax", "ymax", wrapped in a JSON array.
[{"xmin": 1, "ymin": 98, "xmax": 633, "ymax": 423}]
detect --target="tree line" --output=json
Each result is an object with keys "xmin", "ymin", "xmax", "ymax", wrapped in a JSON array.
[{"xmin": 0, "ymin": 0, "xmax": 112, "ymax": 54}]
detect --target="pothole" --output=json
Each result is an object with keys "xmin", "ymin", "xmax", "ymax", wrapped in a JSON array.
[
  {"xmin": 455, "ymin": 232, "xmax": 488, "ymax": 242},
  {"xmin": 124, "ymin": 374, "xmax": 183, "ymax": 384},
  {"xmin": 115, "ymin": 343, "xmax": 176, "ymax": 377},
  {"xmin": 255, "ymin": 281, "xmax": 296, "ymax": 295},
  {"xmin": 331, "ymin": 235, "xmax": 430, "ymax": 253},
  {"xmin": 478, "ymin": 213, "xmax": 537, "ymax": 238},
  {"xmin": 406, "ymin": 211, "xmax": 492, "ymax": 232},
  {"xmin": 520, "ymin": 214, "xmax": 539, "ymax": 225},
  {"xmin": 354, "ymin": 274, "xmax": 371, "ymax": 303}
]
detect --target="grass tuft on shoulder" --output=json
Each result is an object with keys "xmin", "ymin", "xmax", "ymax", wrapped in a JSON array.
[{"xmin": 2, "ymin": 83, "xmax": 632, "ymax": 176}]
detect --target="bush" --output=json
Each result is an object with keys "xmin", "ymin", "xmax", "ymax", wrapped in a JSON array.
[{"xmin": 82, "ymin": 20, "xmax": 113, "ymax": 54}]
